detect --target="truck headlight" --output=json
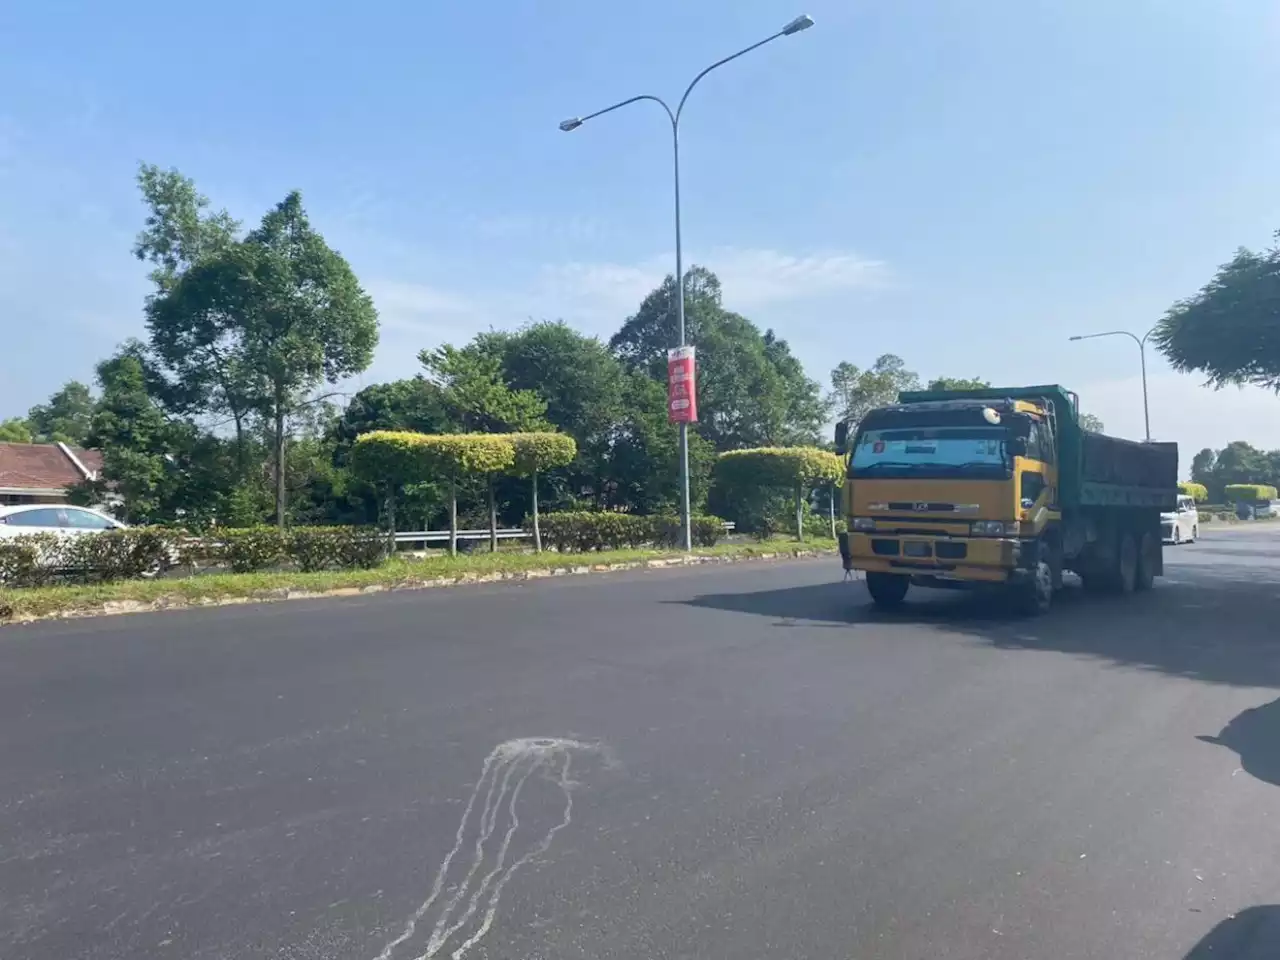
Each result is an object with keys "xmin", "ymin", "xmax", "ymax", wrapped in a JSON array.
[
  {"xmin": 971, "ymin": 520, "xmax": 1021, "ymax": 536},
  {"xmin": 852, "ymin": 517, "xmax": 876, "ymax": 532}
]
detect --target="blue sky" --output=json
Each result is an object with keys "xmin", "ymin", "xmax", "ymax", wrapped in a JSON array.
[{"xmin": 3, "ymin": 0, "xmax": 1279, "ymax": 461}]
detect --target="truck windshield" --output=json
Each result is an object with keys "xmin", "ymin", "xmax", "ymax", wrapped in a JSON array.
[{"xmin": 850, "ymin": 426, "xmax": 1010, "ymax": 479}]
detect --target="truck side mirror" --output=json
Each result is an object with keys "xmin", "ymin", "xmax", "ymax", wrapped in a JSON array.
[
  {"xmin": 834, "ymin": 421, "xmax": 849, "ymax": 455},
  {"xmin": 1007, "ymin": 437, "xmax": 1027, "ymax": 458}
]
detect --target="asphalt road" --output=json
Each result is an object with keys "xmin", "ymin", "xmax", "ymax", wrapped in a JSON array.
[{"xmin": 4, "ymin": 525, "xmax": 1280, "ymax": 959}]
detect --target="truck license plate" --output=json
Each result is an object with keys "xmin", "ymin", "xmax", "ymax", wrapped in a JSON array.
[{"xmin": 904, "ymin": 541, "xmax": 932, "ymax": 558}]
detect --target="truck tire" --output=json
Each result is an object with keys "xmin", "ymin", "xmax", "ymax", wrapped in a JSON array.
[
  {"xmin": 1011, "ymin": 539, "xmax": 1054, "ymax": 615},
  {"xmin": 1135, "ymin": 532, "xmax": 1157, "ymax": 592},
  {"xmin": 1080, "ymin": 531, "xmax": 1137, "ymax": 595},
  {"xmin": 866, "ymin": 572, "xmax": 910, "ymax": 609},
  {"xmin": 1115, "ymin": 531, "xmax": 1138, "ymax": 594}
]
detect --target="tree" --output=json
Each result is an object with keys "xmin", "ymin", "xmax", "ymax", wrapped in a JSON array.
[
  {"xmin": 714, "ymin": 447, "xmax": 844, "ymax": 541},
  {"xmin": 135, "ymin": 165, "xmax": 256, "ymax": 456},
  {"xmin": 487, "ymin": 322, "xmax": 626, "ymax": 502},
  {"xmin": 151, "ymin": 191, "xmax": 379, "ymax": 527},
  {"xmin": 828, "ymin": 355, "xmax": 921, "ymax": 431},
  {"xmin": 1191, "ymin": 448, "xmax": 1217, "ymax": 488},
  {"xmin": 27, "ymin": 380, "xmax": 95, "ymax": 445},
  {"xmin": 1153, "ymin": 234, "xmax": 1280, "ymax": 391},
  {"xmin": 927, "ymin": 377, "xmax": 991, "ymax": 392},
  {"xmin": 510, "ymin": 432, "xmax": 578, "ymax": 552},
  {"xmin": 0, "ymin": 418, "xmax": 32, "ymax": 443},
  {"xmin": 1078, "ymin": 413, "xmax": 1105, "ymax": 433},
  {"xmin": 420, "ymin": 342, "xmax": 548, "ymax": 434},
  {"xmin": 610, "ymin": 267, "xmax": 825, "ymax": 449},
  {"xmin": 80, "ymin": 351, "xmax": 175, "ymax": 524}
]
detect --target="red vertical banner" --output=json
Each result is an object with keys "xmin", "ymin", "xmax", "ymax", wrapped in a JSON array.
[{"xmin": 667, "ymin": 345, "xmax": 697, "ymax": 423}]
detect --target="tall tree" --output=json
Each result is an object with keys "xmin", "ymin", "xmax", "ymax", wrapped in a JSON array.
[
  {"xmin": 828, "ymin": 355, "xmax": 921, "ymax": 431},
  {"xmin": 1152, "ymin": 233, "xmax": 1280, "ymax": 390},
  {"xmin": 135, "ymin": 165, "xmax": 255, "ymax": 445},
  {"xmin": 1190, "ymin": 448, "xmax": 1217, "ymax": 488},
  {"xmin": 27, "ymin": 380, "xmax": 95, "ymax": 445},
  {"xmin": 1078, "ymin": 413, "xmax": 1105, "ymax": 433},
  {"xmin": 610, "ymin": 267, "xmax": 824, "ymax": 449},
  {"xmin": 927, "ymin": 376, "xmax": 991, "ymax": 391},
  {"xmin": 150, "ymin": 191, "xmax": 379, "ymax": 526}
]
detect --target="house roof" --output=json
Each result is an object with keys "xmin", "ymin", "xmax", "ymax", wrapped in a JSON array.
[{"xmin": 0, "ymin": 442, "xmax": 102, "ymax": 492}]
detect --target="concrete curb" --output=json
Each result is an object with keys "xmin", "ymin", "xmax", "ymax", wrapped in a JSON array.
[{"xmin": 1, "ymin": 548, "xmax": 836, "ymax": 626}]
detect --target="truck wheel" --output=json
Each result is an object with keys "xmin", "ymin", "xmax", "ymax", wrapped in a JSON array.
[
  {"xmin": 1115, "ymin": 532, "xmax": 1138, "ymax": 595},
  {"xmin": 866, "ymin": 572, "xmax": 910, "ymax": 609},
  {"xmin": 1012, "ymin": 544, "xmax": 1054, "ymax": 616},
  {"xmin": 1135, "ymin": 532, "xmax": 1157, "ymax": 592}
]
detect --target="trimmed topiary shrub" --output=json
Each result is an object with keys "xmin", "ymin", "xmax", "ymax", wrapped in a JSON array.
[
  {"xmin": 1178, "ymin": 482, "xmax": 1209, "ymax": 502},
  {"xmin": 1224, "ymin": 483, "xmax": 1278, "ymax": 503},
  {"xmin": 713, "ymin": 447, "xmax": 845, "ymax": 541}
]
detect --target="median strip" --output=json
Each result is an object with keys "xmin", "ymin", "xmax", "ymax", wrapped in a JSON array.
[{"xmin": 0, "ymin": 540, "xmax": 836, "ymax": 625}]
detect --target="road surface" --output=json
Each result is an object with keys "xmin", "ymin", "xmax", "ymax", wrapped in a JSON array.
[{"xmin": 3, "ymin": 524, "xmax": 1280, "ymax": 959}]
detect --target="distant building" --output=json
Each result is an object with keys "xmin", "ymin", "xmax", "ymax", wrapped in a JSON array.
[{"xmin": 0, "ymin": 442, "xmax": 104, "ymax": 505}]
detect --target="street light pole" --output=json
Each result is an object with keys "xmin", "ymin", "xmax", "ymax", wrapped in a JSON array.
[
  {"xmin": 560, "ymin": 14, "xmax": 815, "ymax": 549},
  {"xmin": 1068, "ymin": 329, "xmax": 1155, "ymax": 441}
]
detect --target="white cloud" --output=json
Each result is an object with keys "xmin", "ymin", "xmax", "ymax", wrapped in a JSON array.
[
  {"xmin": 1073, "ymin": 372, "xmax": 1280, "ymax": 474},
  {"xmin": 534, "ymin": 246, "xmax": 887, "ymax": 325}
]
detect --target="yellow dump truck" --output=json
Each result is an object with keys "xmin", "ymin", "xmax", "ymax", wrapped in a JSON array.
[{"xmin": 834, "ymin": 385, "xmax": 1178, "ymax": 614}]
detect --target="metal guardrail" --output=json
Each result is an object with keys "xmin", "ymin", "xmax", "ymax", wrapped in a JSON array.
[{"xmin": 393, "ymin": 521, "xmax": 736, "ymax": 548}]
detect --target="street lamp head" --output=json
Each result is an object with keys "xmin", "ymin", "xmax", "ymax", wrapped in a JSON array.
[
  {"xmin": 558, "ymin": 117, "xmax": 583, "ymax": 132},
  {"xmin": 1068, "ymin": 335, "xmax": 1083, "ymax": 341},
  {"xmin": 782, "ymin": 13, "xmax": 815, "ymax": 35}
]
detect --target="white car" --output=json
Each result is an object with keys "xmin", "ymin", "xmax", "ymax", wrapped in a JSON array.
[
  {"xmin": 0, "ymin": 504, "xmax": 126, "ymax": 537},
  {"xmin": 1161, "ymin": 495, "xmax": 1199, "ymax": 545}
]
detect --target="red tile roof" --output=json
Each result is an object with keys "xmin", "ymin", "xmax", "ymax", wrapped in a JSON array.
[{"xmin": 0, "ymin": 442, "xmax": 101, "ymax": 491}]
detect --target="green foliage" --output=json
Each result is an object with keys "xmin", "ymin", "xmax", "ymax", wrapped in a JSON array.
[
  {"xmin": 534, "ymin": 511, "xmax": 724, "ymax": 552},
  {"xmin": 81, "ymin": 349, "xmax": 176, "ymax": 524},
  {"xmin": 0, "ymin": 418, "xmax": 33, "ymax": 443},
  {"xmin": 420, "ymin": 343, "xmax": 547, "ymax": 433},
  {"xmin": 829, "ymin": 355, "xmax": 920, "ymax": 431},
  {"xmin": 416, "ymin": 434, "xmax": 517, "ymax": 477},
  {"xmin": 146, "ymin": 185, "xmax": 379, "ymax": 526},
  {"xmin": 1224, "ymin": 483, "xmax": 1278, "ymax": 503},
  {"xmin": 217, "ymin": 527, "xmax": 289, "ymax": 573},
  {"xmin": 349, "ymin": 431, "xmax": 436, "ymax": 488},
  {"xmin": 1153, "ymin": 234, "xmax": 1280, "ymax": 391},
  {"xmin": 509, "ymin": 432, "xmax": 578, "ymax": 475},
  {"xmin": 610, "ymin": 267, "xmax": 825, "ymax": 448},
  {"xmin": 27, "ymin": 380, "xmax": 95, "ymax": 445},
  {"xmin": 927, "ymin": 377, "xmax": 990, "ymax": 391},
  {"xmin": 714, "ymin": 447, "xmax": 845, "ymax": 490},
  {"xmin": 287, "ymin": 526, "xmax": 385, "ymax": 572},
  {"xmin": 0, "ymin": 528, "xmax": 177, "ymax": 586},
  {"xmin": 1178, "ymin": 482, "xmax": 1209, "ymax": 502}
]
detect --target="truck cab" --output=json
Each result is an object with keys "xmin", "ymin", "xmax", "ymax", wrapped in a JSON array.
[{"xmin": 836, "ymin": 385, "xmax": 1177, "ymax": 615}]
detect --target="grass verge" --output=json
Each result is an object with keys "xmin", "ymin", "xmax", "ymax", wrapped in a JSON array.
[{"xmin": 0, "ymin": 538, "xmax": 837, "ymax": 624}]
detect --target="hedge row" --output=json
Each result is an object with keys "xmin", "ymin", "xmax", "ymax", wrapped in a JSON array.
[
  {"xmin": 1224, "ymin": 484, "xmax": 1279, "ymax": 503},
  {"xmin": 1178, "ymin": 482, "xmax": 1209, "ymax": 502},
  {"xmin": 533, "ymin": 512, "xmax": 725, "ymax": 552},
  {"xmin": 0, "ymin": 526, "xmax": 386, "ymax": 588}
]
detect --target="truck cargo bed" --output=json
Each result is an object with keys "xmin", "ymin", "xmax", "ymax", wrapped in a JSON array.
[{"xmin": 1079, "ymin": 434, "xmax": 1177, "ymax": 508}]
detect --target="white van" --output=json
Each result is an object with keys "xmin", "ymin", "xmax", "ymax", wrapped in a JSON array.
[{"xmin": 1161, "ymin": 494, "xmax": 1199, "ymax": 544}]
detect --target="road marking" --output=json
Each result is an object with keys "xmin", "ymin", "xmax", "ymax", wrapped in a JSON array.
[{"xmin": 373, "ymin": 737, "xmax": 598, "ymax": 960}]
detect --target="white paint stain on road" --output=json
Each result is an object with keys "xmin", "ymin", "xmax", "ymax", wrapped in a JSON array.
[{"xmin": 373, "ymin": 737, "xmax": 600, "ymax": 960}]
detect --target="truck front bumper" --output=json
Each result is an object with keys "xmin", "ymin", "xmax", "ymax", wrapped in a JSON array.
[{"xmin": 841, "ymin": 530, "xmax": 1023, "ymax": 584}]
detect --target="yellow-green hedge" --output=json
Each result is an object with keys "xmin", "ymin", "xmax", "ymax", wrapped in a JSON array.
[
  {"xmin": 1178, "ymin": 482, "xmax": 1209, "ymax": 502},
  {"xmin": 714, "ymin": 446, "xmax": 845, "ymax": 490},
  {"xmin": 1224, "ymin": 483, "xmax": 1278, "ymax": 503},
  {"xmin": 350, "ymin": 431, "xmax": 516, "ymax": 481},
  {"xmin": 510, "ymin": 432, "xmax": 577, "ymax": 475}
]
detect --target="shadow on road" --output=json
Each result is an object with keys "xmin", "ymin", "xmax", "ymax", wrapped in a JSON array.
[
  {"xmin": 680, "ymin": 560, "xmax": 1280, "ymax": 689},
  {"xmin": 1183, "ymin": 906, "xmax": 1280, "ymax": 959},
  {"xmin": 1198, "ymin": 698, "xmax": 1280, "ymax": 788}
]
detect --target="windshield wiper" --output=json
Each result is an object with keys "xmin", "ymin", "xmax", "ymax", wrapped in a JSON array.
[{"xmin": 853, "ymin": 461, "xmax": 927, "ymax": 472}]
